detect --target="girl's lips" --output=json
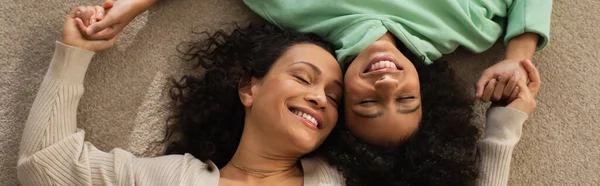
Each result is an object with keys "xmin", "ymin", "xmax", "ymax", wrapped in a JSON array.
[{"xmin": 363, "ymin": 55, "xmax": 402, "ymax": 74}]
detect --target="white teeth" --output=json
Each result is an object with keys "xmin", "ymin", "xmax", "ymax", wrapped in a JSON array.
[
  {"xmin": 370, "ymin": 60, "xmax": 397, "ymax": 71},
  {"xmin": 292, "ymin": 110, "xmax": 319, "ymax": 127}
]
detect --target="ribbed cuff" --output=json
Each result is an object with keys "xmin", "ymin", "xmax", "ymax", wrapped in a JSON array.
[
  {"xmin": 45, "ymin": 41, "xmax": 96, "ymax": 85},
  {"xmin": 477, "ymin": 141, "xmax": 515, "ymax": 186},
  {"xmin": 484, "ymin": 107, "xmax": 528, "ymax": 145}
]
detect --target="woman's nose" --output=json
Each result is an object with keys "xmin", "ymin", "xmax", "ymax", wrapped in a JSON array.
[{"xmin": 304, "ymin": 90, "xmax": 327, "ymax": 109}]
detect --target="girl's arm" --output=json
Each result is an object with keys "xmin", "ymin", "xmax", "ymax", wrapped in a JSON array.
[
  {"xmin": 85, "ymin": 0, "xmax": 159, "ymax": 40},
  {"xmin": 504, "ymin": 32, "xmax": 539, "ymax": 61},
  {"xmin": 475, "ymin": 0, "xmax": 552, "ymax": 101}
]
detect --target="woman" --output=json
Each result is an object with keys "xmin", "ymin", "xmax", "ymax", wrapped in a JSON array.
[
  {"xmin": 83, "ymin": 0, "xmax": 544, "ymax": 185},
  {"xmin": 18, "ymin": 5, "xmax": 346, "ymax": 185}
]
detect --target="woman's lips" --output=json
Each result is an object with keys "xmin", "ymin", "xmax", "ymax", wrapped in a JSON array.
[{"xmin": 289, "ymin": 107, "xmax": 321, "ymax": 131}]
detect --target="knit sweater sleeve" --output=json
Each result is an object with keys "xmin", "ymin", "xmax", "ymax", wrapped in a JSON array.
[
  {"xmin": 17, "ymin": 42, "xmax": 216, "ymax": 186},
  {"xmin": 476, "ymin": 107, "xmax": 529, "ymax": 186},
  {"xmin": 503, "ymin": 0, "xmax": 553, "ymax": 51}
]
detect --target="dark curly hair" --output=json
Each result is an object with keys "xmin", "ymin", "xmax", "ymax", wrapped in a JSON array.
[
  {"xmin": 164, "ymin": 22, "xmax": 479, "ymax": 185},
  {"xmin": 163, "ymin": 23, "xmax": 335, "ymax": 171},
  {"xmin": 315, "ymin": 43, "xmax": 481, "ymax": 186}
]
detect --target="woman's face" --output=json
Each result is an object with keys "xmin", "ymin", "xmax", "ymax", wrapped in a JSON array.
[
  {"xmin": 241, "ymin": 43, "xmax": 343, "ymax": 156},
  {"xmin": 343, "ymin": 33, "xmax": 422, "ymax": 145}
]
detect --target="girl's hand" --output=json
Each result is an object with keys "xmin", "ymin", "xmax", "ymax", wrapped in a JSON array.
[
  {"xmin": 476, "ymin": 59, "xmax": 528, "ymax": 102},
  {"xmin": 476, "ymin": 33, "xmax": 539, "ymax": 102},
  {"xmin": 62, "ymin": 6, "xmax": 118, "ymax": 52},
  {"xmin": 84, "ymin": 0, "xmax": 157, "ymax": 40},
  {"xmin": 492, "ymin": 60, "xmax": 541, "ymax": 115}
]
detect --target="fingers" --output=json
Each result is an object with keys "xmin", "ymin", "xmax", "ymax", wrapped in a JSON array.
[
  {"xmin": 103, "ymin": 0, "xmax": 115, "ymax": 10},
  {"xmin": 481, "ymin": 78, "xmax": 497, "ymax": 102},
  {"xmin": 475, "ymin": 71, "xmax": 494, "ymax": 98},
  {"xmin": 492, "ymin": 73, "xmax": 510, "ymax": 101},
  {"xmin": 503, "ymin": 71, "xmax": 520, "ymax": 98},
  {"xmin": 71, "ymin": 6, "xmax": 87, "ymax": 18},
  {"xmin": 74, "ymin": 6, "xmax": 106, "ymax": 26},
  {"xmin": 85, "ymin": 10, "xmax": 119, "ymax": 38},
  {"xmin": 506, "ymin": 76, "xmax": 536, "ymax": 115},
  {"xmin": 515, "ymin": 78, "xmax": 533, "ymax": 102},
  {"xmin": 522, "ymin": 59, "xmax": 541, "ymax": 97},
  {"xmin": 74, "ymin": 17, "xmax": 87, "ymax": 33},
  {"xmin": 94, "ymin": 6, "xmax": 105, "ymax": 21},
  {"xmin": 86, "ymin": 22, "xmax": 120, "ymax": 40},
  {"xmin": 508, "ymin": 86, "xmax": 519, "ymax": 103},
  {"xmin": 81, "ymin": 6, "xmax": 96, "ymax": 26},
  {"xmin": 70, "ymin": 6, "xmax": 91, "ymax": 34}
]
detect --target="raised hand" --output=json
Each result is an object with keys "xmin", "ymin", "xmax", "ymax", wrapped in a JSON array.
[
  {"xmin": 83, "ymin": 0, "xmax": 157, "ymax": 40},
  {"xmin": 62, "ymin": 6, "xmax": 118, "ymax": 52}
]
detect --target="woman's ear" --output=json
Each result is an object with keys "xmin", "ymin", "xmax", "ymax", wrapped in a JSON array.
[{"xmin": 239, "ymin": 77, "xmax": 260, "ymax": 107}]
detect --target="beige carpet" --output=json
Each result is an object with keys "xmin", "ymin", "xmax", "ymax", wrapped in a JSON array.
[{"xmin": 1, "ymin": 0, "xmax": 598, "ymax": 185}]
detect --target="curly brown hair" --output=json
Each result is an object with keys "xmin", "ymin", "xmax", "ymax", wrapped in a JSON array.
[
  {"xmin": 164, "ymin": 22, "xmax": 480, "ymax": 185},
  {"xmin": 163, "ymin": 23, "xmax": 335, "ymax": 170},
  {"xmin": 314, "ymin": 44, "xmax": 481, "ymax": 186}
]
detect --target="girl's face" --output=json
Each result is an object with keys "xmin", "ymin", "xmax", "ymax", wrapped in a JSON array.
[
  {"xmin": 240, "ymin": 43, "xmax": 343, "ymax": 156},
  {"xmin": 343, "ymin": 33, "xmax": 422, "ymax": 145}
]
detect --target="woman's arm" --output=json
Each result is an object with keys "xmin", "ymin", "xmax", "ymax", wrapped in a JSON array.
[
  {"xmin": 476, "ymin": 107, "xmax": 527, "ymax": 186},
  {"xmin": 17, "ymin": 6, "xmax": 212, "ymax": 185},
  {"xmin": 476, "ymin": 60, "xmax": 541, "ymax": 186}
]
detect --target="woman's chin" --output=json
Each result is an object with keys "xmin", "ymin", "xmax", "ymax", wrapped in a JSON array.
[{"xmin": 287, "ymin": 135, "xmax": 322, "ymax": 154}]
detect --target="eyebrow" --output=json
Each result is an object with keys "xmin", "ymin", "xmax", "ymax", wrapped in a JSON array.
[
  {"xmin": 353, "ymin": 104, "xmax": 421, "ymax": 119},
  {"xmin": 291, "ymin": 61, "xmax": 343, "ymax": 90},
  {"xmin": 291, "ymin": 61, "xmax": 321, "ymax": 74}
]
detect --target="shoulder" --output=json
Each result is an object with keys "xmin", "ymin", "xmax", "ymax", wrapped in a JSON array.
[
  {"xmin": 301, "ymin": 157, "xmax": 345, "ymax": 186},
  {"xmin": 127, "ymin": 153, "xmax": 220, "ymax": 185}
]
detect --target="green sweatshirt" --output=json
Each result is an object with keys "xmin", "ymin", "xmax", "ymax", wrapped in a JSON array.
[{"xmin": 244, "ymin": 0, "xmax": 552, "ymax": 65}]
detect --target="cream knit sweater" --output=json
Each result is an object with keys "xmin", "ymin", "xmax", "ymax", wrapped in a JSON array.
[{"xmin": 17, "ymin": 42, "xmax": 529, "ymax": 186}]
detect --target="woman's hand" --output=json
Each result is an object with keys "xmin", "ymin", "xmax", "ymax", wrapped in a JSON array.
[
  {"xmin": 62, "ymin": 6, "xmax": 118, "ymax": 52},
  {"xmin": 489, "ymin": 60, "xmax": 541, "ymax": 115},
  {"xmin": 83, "ymin": 0, "xmax": 158, "ymax": 40},
  {"xmin": 506, "ymin": 59, "xmax": 541, "ymax": 115}
]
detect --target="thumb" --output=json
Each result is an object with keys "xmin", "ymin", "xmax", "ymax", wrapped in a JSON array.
[
  {"xmin": 103, "ymin": 0, "xmax": 115, "ymax": 9},
  {"xmin": 522, "ymin": 59, "xmax": 541, "ymax": 97}
]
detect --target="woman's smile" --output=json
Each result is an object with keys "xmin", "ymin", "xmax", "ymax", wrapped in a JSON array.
[{"xmin": 290, "ymin": 107, "xmax": 321, "ymax": 130}]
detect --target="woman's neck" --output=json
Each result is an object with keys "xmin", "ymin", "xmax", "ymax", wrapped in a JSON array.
[{"xmin": 219, "ymin": 133, "xmax": 303, "ymax": 184}]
